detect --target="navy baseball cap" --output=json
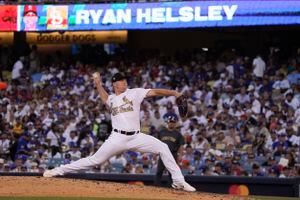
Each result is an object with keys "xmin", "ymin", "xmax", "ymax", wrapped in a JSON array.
[
  {"xmin": 111, "ymin": 73, "xmax": 126, "ymax": 83},
  {"xmin": 165, "ymin": 113, "xmax": 178, "ymax": 123}
]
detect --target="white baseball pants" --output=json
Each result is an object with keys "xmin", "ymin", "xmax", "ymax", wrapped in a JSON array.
[{"xmin": 55, "ymin": 131, "xmax": 185, "ymax": 183}]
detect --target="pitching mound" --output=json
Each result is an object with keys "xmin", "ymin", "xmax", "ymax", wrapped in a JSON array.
[{"xmin": 0, "ymin": 176, "xmax": 232, "ymax": 200}]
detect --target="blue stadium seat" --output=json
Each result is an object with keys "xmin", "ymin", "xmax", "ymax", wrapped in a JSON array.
[
  {"xmin": 194, "ymin": 170, "xmax": 202, "ymax": 175},
  {"xmin": 255, "ymin": 156, "xmax": 267, "ymax": 165},
  {"xmin": 111, "ymin": 163, "xmax": 124, "ymax": 173},
  {"xmin": 149, "ymin": 168, "xmax": 157, "ymax": 174},
  {"xmin": 275, "ymin": 156, "xmax": 281, "ymax": 162},
  {"xmin": 181, "ymin": 169, "xmax": 189, "ymax": 175},
  {"xmin": 47, "ymin": 158, "xmax": 65, "ymax": 168}
]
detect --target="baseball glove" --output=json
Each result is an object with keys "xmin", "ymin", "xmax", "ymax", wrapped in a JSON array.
[{"xmin": 176, "ymin": 95, "xmax": 188, "ymax": 118}]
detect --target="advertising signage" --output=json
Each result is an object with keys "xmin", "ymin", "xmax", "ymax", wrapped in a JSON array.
[
  {"xmin": 1, "ymin": 1, "xmax": 300, "ymax": 31},
  {"xmin": 0, "ymin": 32, "xmax": 14, "ymax": 44},
  {"xmin": 0, "ymin": 6, "xmax": 17, "ymax": 31},
  {"xmin": 26, "ymin": 31, "xmax": 128, "ymax": 44}
]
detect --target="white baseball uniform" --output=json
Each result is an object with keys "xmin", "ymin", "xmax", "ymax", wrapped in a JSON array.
[{"xmin": 53, "ymin": 88, "xmax": 185, "ymax": 183}]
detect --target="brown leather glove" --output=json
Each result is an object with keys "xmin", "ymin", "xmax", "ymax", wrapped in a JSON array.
[{"xmin": 176, "ymin": 95, "xmax": 188, "ymax": 118}]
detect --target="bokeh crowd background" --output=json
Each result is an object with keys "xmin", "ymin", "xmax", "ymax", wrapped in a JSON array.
[{"xmin": 0, "ymin": 0, "xmax": 300, "ymax": 179}]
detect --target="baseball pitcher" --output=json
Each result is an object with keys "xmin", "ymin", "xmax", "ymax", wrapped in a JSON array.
[{"xmin": 43, "ymin": 72, "xmax": 195, "ymax": 192}]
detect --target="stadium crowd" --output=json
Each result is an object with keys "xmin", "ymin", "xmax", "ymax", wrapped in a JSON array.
[{"xmin": 0, "ymin": 44, "xmax": 300, "ymax": 178}]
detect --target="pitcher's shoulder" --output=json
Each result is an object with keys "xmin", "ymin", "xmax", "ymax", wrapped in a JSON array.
[{"xmin": 127, "ymin": 88, "xmax": 140, "ymax": 93}]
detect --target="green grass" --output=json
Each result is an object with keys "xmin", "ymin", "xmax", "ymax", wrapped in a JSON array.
[
  {"xmin": 0, "ymin": 198, "xmax": 157, "ymax": 200},
  {"xmin": 253, "ymin": 196, "xmax": 299, "ymax": 200},
  {"xmin": 0, "ymin": 198, "xmax": 146, "ymax": 200}
]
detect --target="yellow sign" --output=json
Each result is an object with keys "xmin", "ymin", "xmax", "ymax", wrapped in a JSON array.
[
  {"xmin": 26, "ymin": 31, "xmax": 127, "ymax": 44},
  {"xmin": 0, "ymin": 32, "xmax": 14, "ymax": 44}
]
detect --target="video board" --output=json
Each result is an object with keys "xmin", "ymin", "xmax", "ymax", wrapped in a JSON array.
[{"xmin": 0, "ymin": 1, "xmax": 299, "ymax": 31}]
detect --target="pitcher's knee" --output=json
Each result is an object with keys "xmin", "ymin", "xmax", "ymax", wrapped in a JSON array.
[
  {"xmin": 87, "ymin": 156, "xmax": 103, "ymax": 165},
  {"xmin": 159, "ymin": 143, "xmax": 169, "ymax": 153}
]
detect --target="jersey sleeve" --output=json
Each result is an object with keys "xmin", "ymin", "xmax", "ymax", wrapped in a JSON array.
[{"xmin": 134, "ymin": 88, "xmax": 151, "ymax": 103}]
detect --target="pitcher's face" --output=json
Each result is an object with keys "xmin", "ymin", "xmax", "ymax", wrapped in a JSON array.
[{"xmin": 113, "ymin": 79, "xmax": 128, "ymax": 94}]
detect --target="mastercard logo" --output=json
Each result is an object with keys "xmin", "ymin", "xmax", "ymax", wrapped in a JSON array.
[{"xmin": 229, "ymin": 184, "xmax": 249, "ymax": 196}]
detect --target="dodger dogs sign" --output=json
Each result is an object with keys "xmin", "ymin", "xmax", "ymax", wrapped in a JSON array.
[{"xmin": 26, "ymin": 31, "xmax": 128, "ymax": 44}]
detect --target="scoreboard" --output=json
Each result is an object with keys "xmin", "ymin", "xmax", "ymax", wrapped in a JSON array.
[{"xmin": 0, "ymin": 1, "xmax": 299, "ymax": 31}]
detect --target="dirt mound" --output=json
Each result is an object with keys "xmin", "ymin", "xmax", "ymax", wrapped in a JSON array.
[{"xmin": 0, "ymin": 176, "xmax": 232, "ymax": 200}]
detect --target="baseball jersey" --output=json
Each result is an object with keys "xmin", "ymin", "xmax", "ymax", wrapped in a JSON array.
[
  {"xmin": 157, "ymin": 128, "xmax": 185, "ymax": 153},
  {"xmin": 106, "ymin": 88, "xmax": 150, "ymax": 132}
]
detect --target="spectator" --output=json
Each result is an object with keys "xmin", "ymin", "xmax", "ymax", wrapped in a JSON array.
[
  {"xmin": 0, "ymin": 46, "xmax": 300, "ymax": 177},
  {"xmin": 0, "ymin": 133, "xmax": 10, "ymax": 158},
  {"xmin": 279, "ymin": 167, "xmax": 292, "ymax": 178},
  {"xmin": 285, "ymin": 93, "xmax": 300, "ymax": 110},
  {"xmin": 109, "ymin": 153, "xmax": 127, "ymax": 168},
  {"xmin": 122, "ymin": 163, "xmax": 134, "ymax": 173},
  {"xmin": 251, "ymin": 163, "xmax": 265, "ymax": 177},
  {"xmin": 0, "ymin": 158, "xmax": 4, "ymax": 172},
  {"xmin": 231, "ymin": 157, "xmax": 243, "ymax": 176},
  {"xmin": 252, "ymin": 55, "xmax": 266, "ymax": 78},
  {"xmin": 15, "ymin": 132, "xmax": 31, "ymax": 158},
  {"xmin": 46, "ymin": 123, "xmax": 62, "ymax": 158},
  {"xmin": 211, "ymin": 162, "xmax": 223, "ymax": 176},
  {"xmin": 12, "ymin": 56, "xmax": 25, "ymax": 82},
  {"xmin": 64, "ymin": 130, "xmax": 78, "ymax": 148},
  {"xmin": 68, "ymin": 143, "xmax": 81, "ymax": 161},
  {"xmin": 242, "ymin": 153, "xmax": 255, "ymax": 174},
  {"xmin": 150, "ymin": 110, "xmax": 164, "ymax": 131},
  {"xmin": 134, "ymin": 165, "xmax": 144, "ymax": 174},
  {"xmin": 272, "ymin": 73, "xmax": 290, "ymax": 91},
  {"xmin": 154, "ymin": 113, "xmax": 184, "ymax": 186},
  {"xmin": 272, "ymin": 132, "xmax": 289, "ymax": 151}
]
